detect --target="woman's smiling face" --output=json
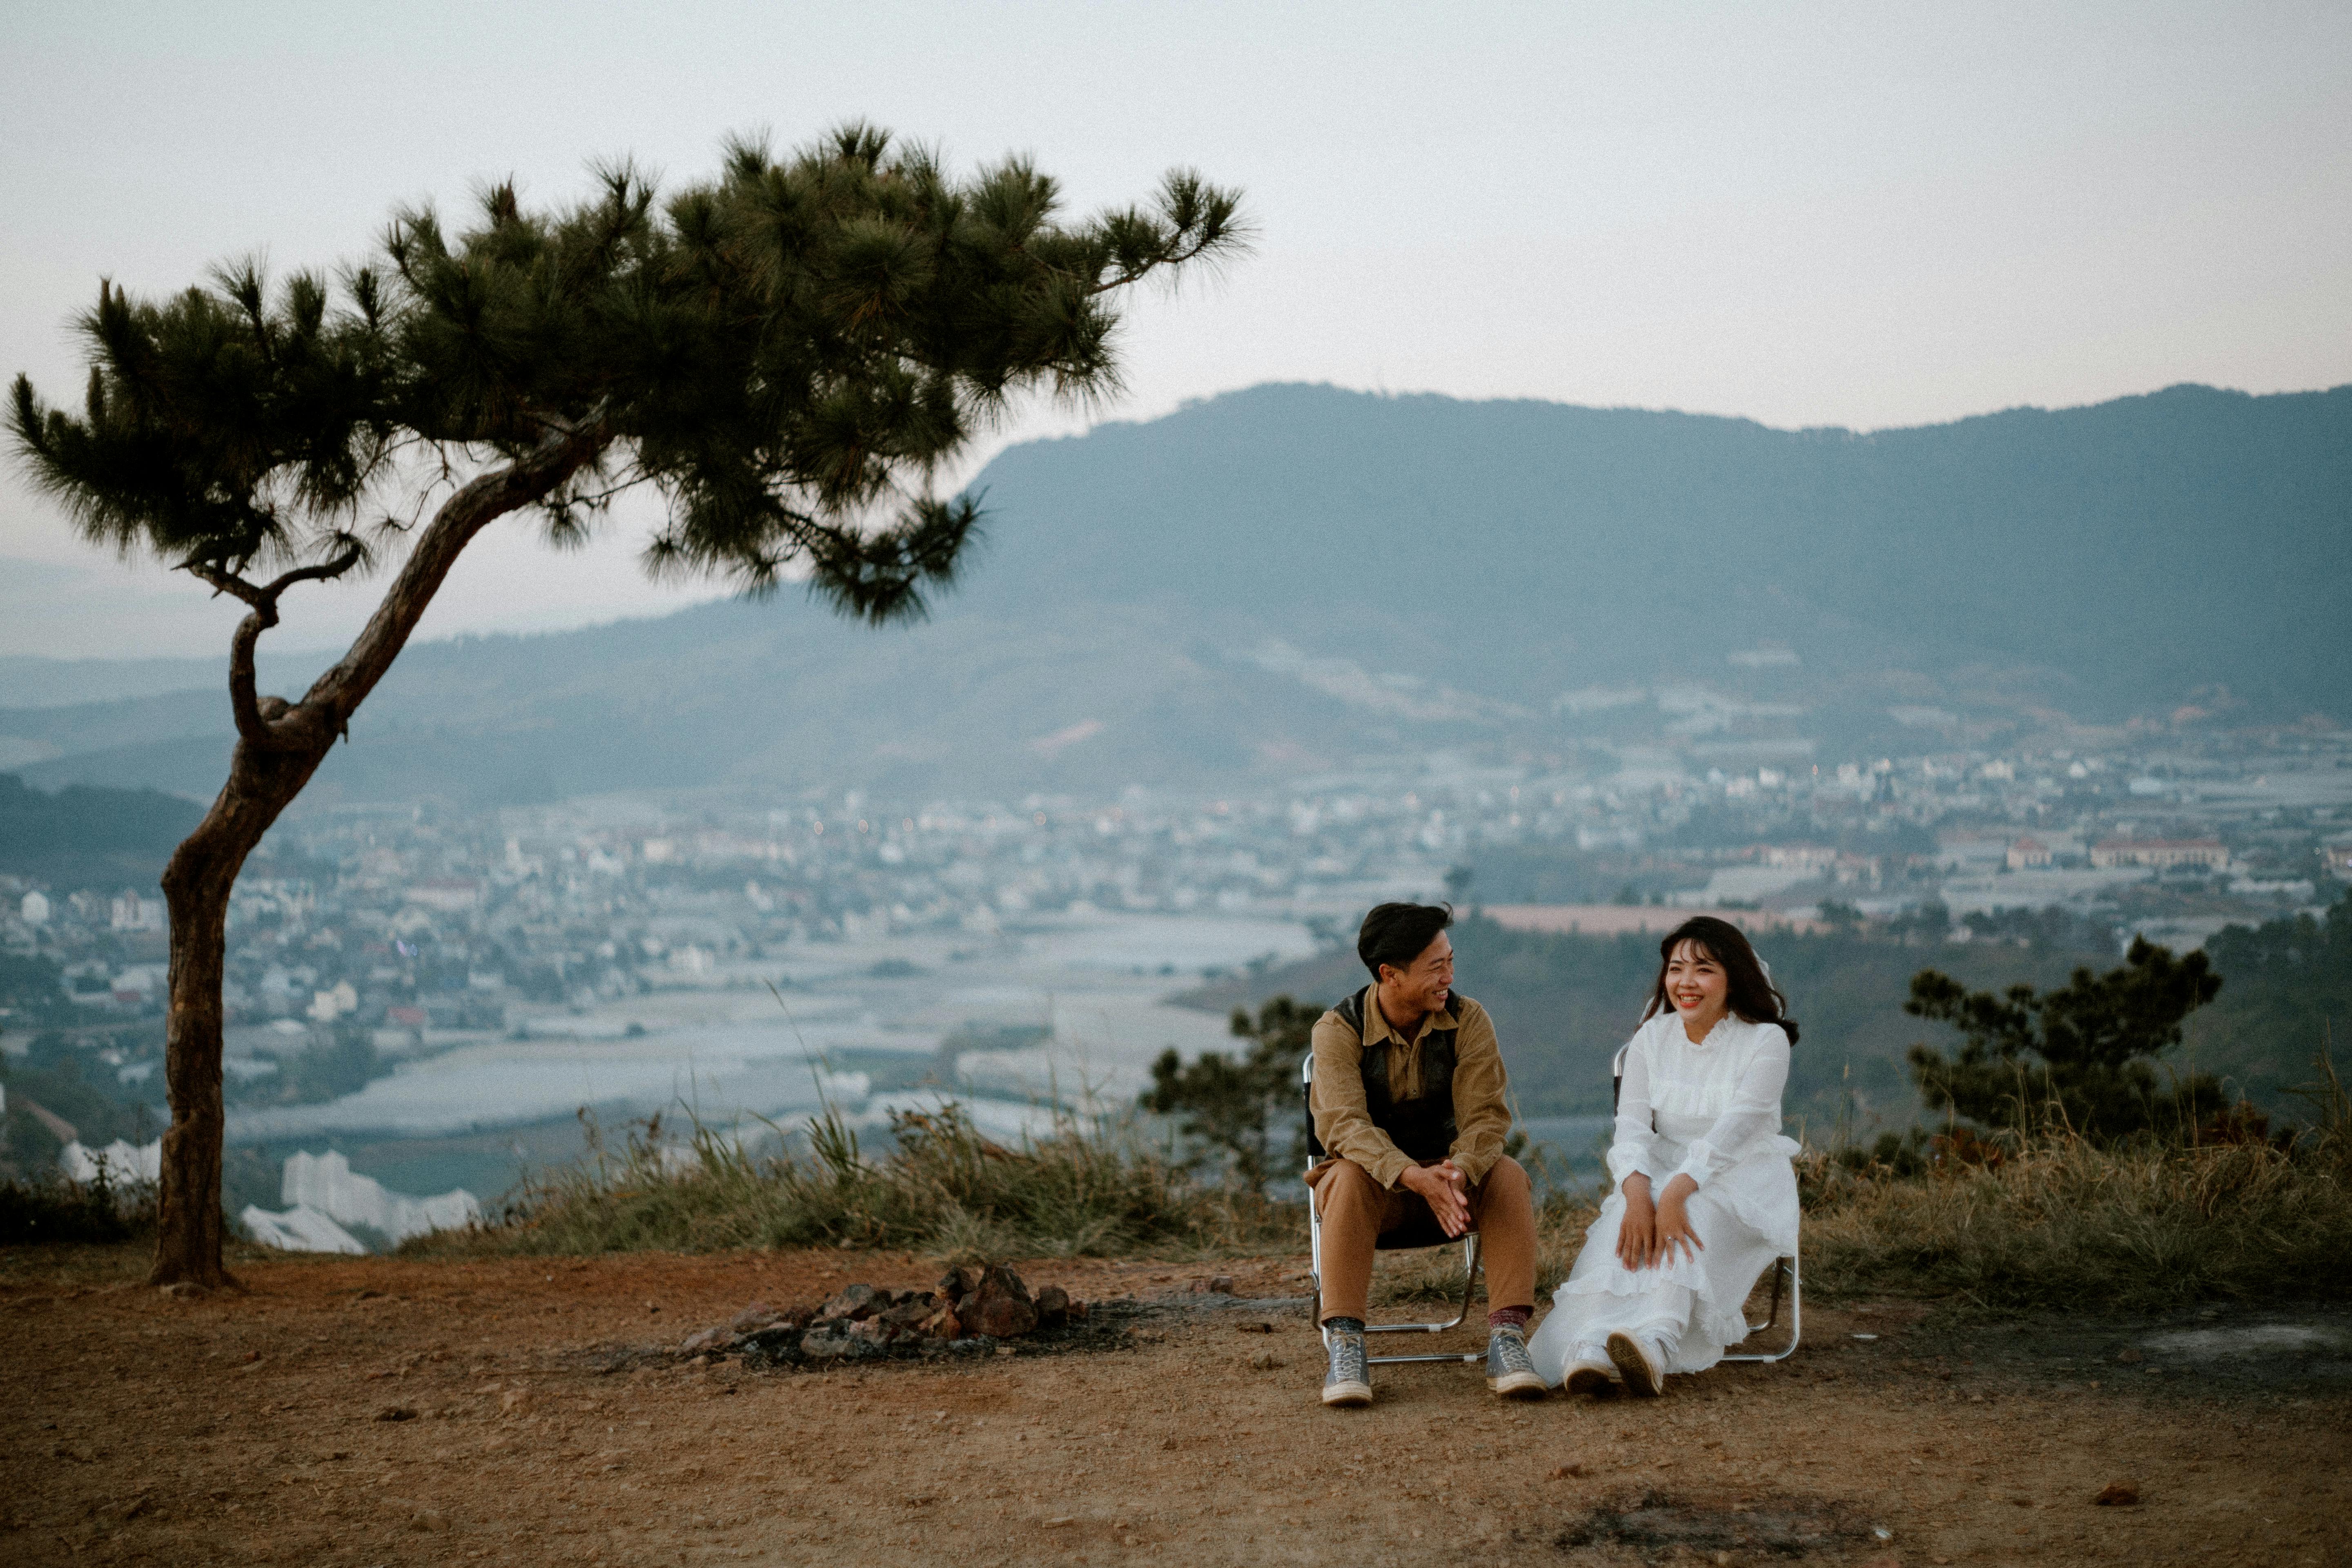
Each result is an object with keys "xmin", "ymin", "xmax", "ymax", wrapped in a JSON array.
[{"xmin": 1663, "ymin": 938, "xmax": 1729, "ymax": 1025}]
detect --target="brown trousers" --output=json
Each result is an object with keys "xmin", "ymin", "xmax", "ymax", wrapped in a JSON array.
[{"xmin": 1309, "ymin": 1156, "xmax": 1537, "ymax": 1324}]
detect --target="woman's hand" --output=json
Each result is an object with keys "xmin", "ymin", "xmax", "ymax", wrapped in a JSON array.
[
  {"xmin": 1616, "ymin": 1174, "xmax": 1703, "ymax": 1269},
  {"xmin": 1615, "ymin": 1174, "xmax": 1655, "ymax": 1268},
  {"xmin": 1652, "ymin": 1174, "xmax": 1704, "ymax": 1266}
]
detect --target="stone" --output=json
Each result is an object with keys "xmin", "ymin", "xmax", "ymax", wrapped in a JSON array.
[
  {"xmin": 729, "ymin": 1302, "xmax": 777, "ymax": 1332},
  {"xmin": 1033, "ymin": 1285, "xmax": 1071, "ymax": 1331},
  {"xmin": 679, "ymin": 1327, "xmax": 732, "ymax": 1356},
  {"xmin": 919, "ymin": 1304, "xmax": 964, "ymax": 1341},
  {"xmin": 966, "ymin": 1265, "xmax": 1038, "ymax": 1339},
  {"xmin": 1246, "ymin": 1350, "xmax": 1283, "ymax": 1371},
  {"xmin": 936, "ymin": 1265, "xmax": 983, "ymax": 1303},
  {"xmin": 2093, "ymin": 1482, "xmax": 2140, "ymax": 1507},
  {"xmin": 817, "ymin": 1283, "xmax": 886, "ymax": 1323},
  {"xmin": 1189, "ymin": 1276, "xmax": 1235, "ymax": 1294},
  {"xmin": 877, "ymin": 1296, "xmax": 938, "ymax": 1336}
]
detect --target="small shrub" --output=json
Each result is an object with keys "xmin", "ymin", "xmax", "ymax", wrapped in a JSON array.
[{"xmin": 0, "ymin": 1167, "xmax": 153, "ymax": 1247}]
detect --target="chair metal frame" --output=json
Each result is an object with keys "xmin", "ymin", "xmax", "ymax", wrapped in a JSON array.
[
  {"xmin": 1610, "ymin": 1042, "xmax": 1802, "ymax": 1364},
  {"xmin": 1303, "ymin": 1051, "xmax": 1487, "ymax": 1368}
]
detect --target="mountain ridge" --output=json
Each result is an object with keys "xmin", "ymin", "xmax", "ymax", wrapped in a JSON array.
[{"xmin": 2, "ymin": 379, "xmax": 2343, "ymax": 806}]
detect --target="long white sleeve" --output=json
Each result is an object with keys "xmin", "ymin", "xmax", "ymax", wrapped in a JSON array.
[
  {"xmin": 1669, "ymin": 1025, "xmax": 1791, "ymax": 1189},
  {"xmin": 1604, "ymin": 1029, "xmax": 1663, "ymax": 1187}
]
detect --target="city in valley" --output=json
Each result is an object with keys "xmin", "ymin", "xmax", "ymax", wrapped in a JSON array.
[{"xmin": 7, "ymin": 708, "xmax": 2343, "ymax": 1242}]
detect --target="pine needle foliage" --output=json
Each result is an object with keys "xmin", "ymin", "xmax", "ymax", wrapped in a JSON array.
[
  {"xmin": 12, "ymin": 123, "xmax": 1246, "ymax": 619},
  {"xmin": 1905, "ymin": 937, "xmax": 2229, "ymax": 1143},
  {"xmin": 5, "ymin": 126, "xmax": 1241, "ymax": 1290},
  {"xmin": 1140, "ymin": 995, "xmax": 1323, "ymax": 1194}
]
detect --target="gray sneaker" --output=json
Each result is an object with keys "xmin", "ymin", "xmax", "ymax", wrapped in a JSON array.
[
  {"xmin": 1321, "ymin": 1325, "xmax": 1372, "ymax": 1407},
  {"xmin": 1486, "ymin": 1324, "xmax": 1546, "ymax": 1399}
]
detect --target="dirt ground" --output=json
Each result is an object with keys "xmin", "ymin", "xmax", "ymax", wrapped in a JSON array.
[{"xmin": 2, "ymin": 1243, "xmax": 2346, "ymax": 1567}]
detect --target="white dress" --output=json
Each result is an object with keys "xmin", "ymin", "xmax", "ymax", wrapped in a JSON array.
[{"xmin": 1528, "ymin": 1012, "xmax": 1801, "ymax": 1384}]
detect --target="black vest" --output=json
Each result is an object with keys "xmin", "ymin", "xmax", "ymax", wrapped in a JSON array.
[{"xmin": 1336, "ymin": 985, "xmax": 1463, "ymax": 1163}]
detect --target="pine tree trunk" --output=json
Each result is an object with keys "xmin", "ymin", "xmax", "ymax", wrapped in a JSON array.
[
  {"xmin": 143, "ymin": 429, "xmax": 604, "ymax": 1289},
  {"xmin": 150, "ymin": 739, "xmax": 330, "ymax": 1288}
]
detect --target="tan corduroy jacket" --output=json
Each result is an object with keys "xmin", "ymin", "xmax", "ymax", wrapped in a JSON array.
[{"xmin": 1308, "ymin": 990, "xmax": 1512, "ymax": 1191}]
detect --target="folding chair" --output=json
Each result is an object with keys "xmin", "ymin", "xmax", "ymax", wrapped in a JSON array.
[
  {"xmin": 1610, "ymin": 1042, "xmax": 1802, "ymax": 1363},
  {"xmin": 1303, "ymin": 1051, "xmax": 1486, "ymax": 1368}
]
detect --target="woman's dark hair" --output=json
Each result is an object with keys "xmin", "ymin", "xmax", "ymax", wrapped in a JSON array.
[
  {"xmin": 1357, "ymin": 902, "xmax": 1453, "ymax": 980},
  {"xmin": 1641, "ymin": 915, "xmax": 1799, "ymax": 1045}
]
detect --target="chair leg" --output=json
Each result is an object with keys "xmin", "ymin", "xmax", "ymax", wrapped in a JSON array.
[
  {"xmin": 1365, "ymin": 1232, "xmax": 1486, "ymax": 1366},
  {"xmin": 1721, "ymin": 1249, "xmax": 1802, "ymax": 1364}
]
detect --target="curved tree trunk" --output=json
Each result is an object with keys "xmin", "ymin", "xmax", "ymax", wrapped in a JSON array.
[
  {"xmin": 151, "ymin": 742, "xmax": 330, "ymax": 1287},
  {"xmin": 147, "ymin": 429, "xmax": 604, "ymax": 1289}
]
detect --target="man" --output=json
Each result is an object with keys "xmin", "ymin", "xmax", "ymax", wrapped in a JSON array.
[{"xmin": 1308, "ymin": 902, "xmax": 1543, "ymax": 1407}]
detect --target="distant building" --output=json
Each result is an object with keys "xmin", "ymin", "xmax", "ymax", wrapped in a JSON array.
[
  {"xmin": 2091, "ymin": 837, "xmax": 2229, "ymax": 871},
  {"xmin": 2006, "ymin": 836, "xmax": 2053, "ymax": 871},
  {"xmin": 109, "ymin": 892, "xmax": 164, "ymax": 931},
  {"xmin": 20, "ymin": 890, "xmax": 49, "ymax": 925},
  {"xmin": 402, "ymin": 878, "xmax": 481, "ymax": 913}
]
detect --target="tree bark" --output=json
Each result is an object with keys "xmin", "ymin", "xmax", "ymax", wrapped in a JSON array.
[{"xmin": 148, "ymin": 427, "xmax": 604, "ymax": 1287}]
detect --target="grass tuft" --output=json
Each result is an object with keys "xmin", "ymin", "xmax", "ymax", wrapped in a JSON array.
[{"xmin": 405, "ymin": 1102, "xmax": 1293, "ymax": 1261}]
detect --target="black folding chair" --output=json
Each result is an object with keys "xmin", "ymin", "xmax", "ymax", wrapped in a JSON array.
[
  {"xmin": 1303, "ymin": 1051, "xmax": 1486, "ymax": 1368},
  {"xmin": 1609, "ymin": 1042, "xmax": 1801, "ymax": 1362}
]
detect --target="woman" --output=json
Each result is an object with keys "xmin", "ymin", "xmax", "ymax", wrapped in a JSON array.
[{"xmin": 1528, "ymin": 915, "xmax": 1801, "ymax": 1396}]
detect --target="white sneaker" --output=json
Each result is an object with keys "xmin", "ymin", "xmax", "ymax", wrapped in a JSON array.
[
  {"xmin": 1606, "ymin": 1331, "xmax": 1666, "ymax": 1397},
  {"xmin": 1564, "ymin": 1345, "xmax": 1615, "ymax": 1398}
]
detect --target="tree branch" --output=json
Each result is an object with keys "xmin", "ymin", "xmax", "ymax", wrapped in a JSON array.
[
  {"xmin": 186, "ymin": 549, "xmax": 363, "ymax": 749},
  {"xmin": 294, "ymin": 417, "xmax": 612, "ymax": 738}
]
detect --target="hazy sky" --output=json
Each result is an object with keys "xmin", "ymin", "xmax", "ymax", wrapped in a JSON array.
[{"xmin": 3, "ymin": 0, "xmax": 2346, "ymax": 660}]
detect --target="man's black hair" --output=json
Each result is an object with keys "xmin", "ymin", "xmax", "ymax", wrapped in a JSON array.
[{"xmin": 1356, "ymin": 902, "xmax": 1453, "ymax": 980}]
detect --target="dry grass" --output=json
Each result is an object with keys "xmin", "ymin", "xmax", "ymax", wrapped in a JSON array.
[
  {"xmin": 406, "ymin": 1103, "xmax": 1296, "ymax": 1263},
  {"xmin": 1799, "ymin": 1054, "xmax": 2352, "ymax": 1313},
  {"xmin": 412, "ymin": 1061, "xmax": 2352, "ymax": 1321},
  {"xmin": 1802, "ymin": 1133, "xmax": 2352, "ymax": 1313}
]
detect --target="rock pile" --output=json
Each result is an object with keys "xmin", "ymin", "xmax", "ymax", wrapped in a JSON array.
[{"xmin": 677, "ymin": 1263, "xmax": 1085, "ymax": 1367}]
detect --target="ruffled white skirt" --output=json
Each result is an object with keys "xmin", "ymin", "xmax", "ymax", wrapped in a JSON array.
[{"xmin": 1528, "ymin": 1138, "xmax": 1800, "ymax": 1386}]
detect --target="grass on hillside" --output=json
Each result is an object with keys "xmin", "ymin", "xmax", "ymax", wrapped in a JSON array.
[
  {"xmin": 414, "ymin": 1061, "xmax": 2352, "ymax": 1320},
  {"xmin": 406, "ymin": 1103, "xmax": 1294, "ymax": 1263},
  {"xmin": 1802, "ymin": 1061, "xmax": 2352, "ymax": 1313}
]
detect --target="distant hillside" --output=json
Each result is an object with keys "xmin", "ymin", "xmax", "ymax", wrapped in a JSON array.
[
  {"xmin": 0, "ymin": 773, "xmax": 205, "ymax": 892},
  {"xmin": 1181, "ymin": 909, "xmax": 2343, "ymax": 1126},
  {"xmin": 4, "ymin": 381, "xmax": 2345, "ymax": 805}
]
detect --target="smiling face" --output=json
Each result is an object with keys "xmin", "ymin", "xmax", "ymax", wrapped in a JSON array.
[
  {"xmin": 1662, "ymin": 938, "xmax": 1731, "ymax": 1032},
  {"xmin": 1378, "ymin": 929, "xmax": 1455, "ymax": 1021}
]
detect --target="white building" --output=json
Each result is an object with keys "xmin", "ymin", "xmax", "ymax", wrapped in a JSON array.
[
  {"xmin": 60, "ymin": 1137, "xmax": 162, "ymax": 1184},
  {"xmin": 20, "ymin": 890, "xmax": 49, "ymax": 925},
  {"xmin": 276, "ymin": 1149, "xmax": 479, "ymax": 1245}
]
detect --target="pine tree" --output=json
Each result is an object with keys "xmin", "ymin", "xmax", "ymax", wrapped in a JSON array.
[
  {"xmin": 10, "ymin": 125, "xmax": 1243, "ymax": 1286},
  {"xmin": 1905, "ymin": 937, "xmax": 2226, "ymax": 1143},
  {"xmin": 1142, "ymin": 996, "xmax": 1322, "ymax": 1193}
]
